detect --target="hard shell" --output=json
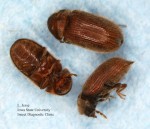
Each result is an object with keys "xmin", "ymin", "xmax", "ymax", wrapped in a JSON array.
[
  {"xmin": 10, "ymin": 39, "xmax": 73, "ymax": 95},
  {"xmin": 48, "ymin": 10, "xmax": 123, "ymax": 53},
  {"xmin": 82, "ymin": 57, "xmax": 133, "ymax": 96}
]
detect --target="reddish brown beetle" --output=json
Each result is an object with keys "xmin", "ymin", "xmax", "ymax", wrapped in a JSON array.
[
  {"xmin": 48, "ymin": 10, "xmax": 123, "ymax": 53},
  {"xmin": 77, "ymin": 57, "xmax": 133, "ymax": 118},
  {"xmin": 10, "ymin": 39, "xmax": 76, "ymax": 95}
]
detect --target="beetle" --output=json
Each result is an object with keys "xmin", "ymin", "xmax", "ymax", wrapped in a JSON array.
[
  {"xmin": 10, "ymin": 39, "xmax": 76, "ymax": 95},
  {"xmin": 77, "ymin": 57, "xmax": 133, "ymax": 118},
  {"xmin": 47, "ymin": 9, "xmax": 123, "ymax": 53}
]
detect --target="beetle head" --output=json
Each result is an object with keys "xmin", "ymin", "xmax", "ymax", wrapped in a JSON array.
[
  {"xmin": 77, "ymin": 94, "xmax": 107, "ymax": 119},
  {"xmin": 47, "ymin": 10, "xmax": 71, "ymax": 42},
  {"xmin": 77, "ymin": 94, "xmax": 97, "ymax": 118}
]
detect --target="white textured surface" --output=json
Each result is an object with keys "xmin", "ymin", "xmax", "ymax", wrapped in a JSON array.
[{"xmin": 0, "ymin": 0, "xmax": 149, "ymax": 129}]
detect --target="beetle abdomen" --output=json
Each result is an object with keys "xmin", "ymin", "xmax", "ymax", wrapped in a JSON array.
[
  {"xmin": 10, "ymin": 39, "xmax": 62, "ymax": 88},
  {"xmin": 10, "ymin": 39, "xmax": 43, "ymax": 76}
]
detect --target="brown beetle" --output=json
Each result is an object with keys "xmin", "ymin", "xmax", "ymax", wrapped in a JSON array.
[
  {"xmin": 48, "ymin": 10, "xmax": 123, "ymax": 53},
  {"xmin": 10, "ymin": 39, "xmax": 76, "ymax": 95},
  {"xmin": 77, "ymin": 57, "xmax": 133, "ymax": 118}
]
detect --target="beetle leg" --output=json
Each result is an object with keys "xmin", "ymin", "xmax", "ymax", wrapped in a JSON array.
[
  {"xmin": 104, "ymin": 81, "xmax": 127, "ymax": 99},
  {"xmin": 60, "ymin": 68, "xmax": 77, "ymax": 79},
  {"xmin": 63, "ymin": 73, "xmax": 77, "ymax": 78},
  {"xmin": 40, "ymin": 58, "xmax": 59, "ymax": 77},
  {"xmin": 60, "ymin": 36, "xmax": 65, "ymax": 43},
  {"xmin": 41, "ymin": 47, "xmax": 48, "ymax": 58},
  {"xmin": 106, "ymin": 82, "xmax": 127, "ymax": 99},
  {"xmin": 46, "ymin": 61, "xmax": 57, "ymax": 75},
  {"xmin": 97, "ymin": 94, "xmax": 115, "ymax": 102},
  {"xmin": 97, "ymin": 93, "xmax": 109, "ymax": 102},
  {"xmin": 108, "ymin": 95, "xmax": 116, "ymax": 101},
  {"xmin": 40, "ymin": 77, "xmax": 50, "ymax": 89},
  {"xmin": 115, "ymin": 84, "xmax": 127, "ymax": 99},
  {"xmin": 96, "ymin": 110, "xmax": 107, "ymax": 119}
]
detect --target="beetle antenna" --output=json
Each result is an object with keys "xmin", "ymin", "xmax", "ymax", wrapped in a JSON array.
[
  {"xmin": 64, "ymin": 73, "xmax": 77, "ymax": 78},
  {"xmin": 96, "ymin": 110, "xmax": 107, "ymax": 119}
]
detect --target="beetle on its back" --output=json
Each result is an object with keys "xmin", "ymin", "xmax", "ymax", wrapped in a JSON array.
[
  {"xmin": 48, "ymin": 10, "xmax": 123, "ymax": 53},
  {"xmin": 10, "ymin": 39, "xmax": 76, "ymax": 95}
]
